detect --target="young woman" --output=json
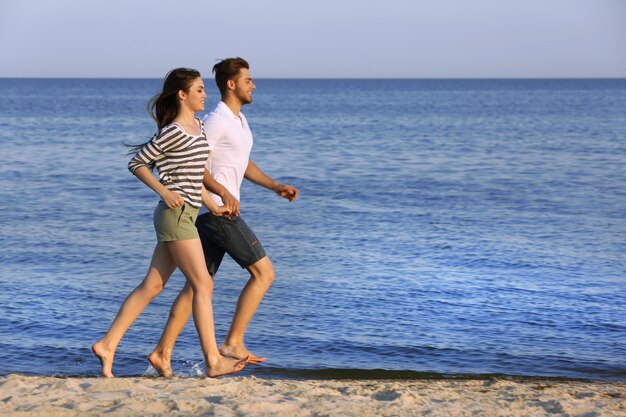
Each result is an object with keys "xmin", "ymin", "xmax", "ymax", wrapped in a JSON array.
[{"xmin": 92, "ymin": 68, "xmax": 247, "ymax": 378}]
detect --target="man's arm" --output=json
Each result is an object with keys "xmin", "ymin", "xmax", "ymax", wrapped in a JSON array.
[
  {"xmin": 203, "ymin": 169, "xmax": 241, "ymax": 216},
  {"xmin": 244, "ymin": 160, "xmax": 299, "ymax": 202}
]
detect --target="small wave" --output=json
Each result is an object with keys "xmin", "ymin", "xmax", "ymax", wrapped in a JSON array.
[{"xmin": 138, "ymin": 364, "xmax": 618, "ymax": 382}]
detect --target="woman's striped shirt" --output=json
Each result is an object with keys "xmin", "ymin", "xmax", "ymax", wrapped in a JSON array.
[{"xmin": 128, "ymin": 118, "xmax": 210, "ymax": 209}]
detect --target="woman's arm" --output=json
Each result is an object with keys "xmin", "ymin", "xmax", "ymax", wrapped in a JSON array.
[
  {"xmin": 128, "ymin": 126, "xmax": 188, "ymax": 208},
  {"xmin": 133, "ymin": 166, "xmax": 184, "ymax": 208}
]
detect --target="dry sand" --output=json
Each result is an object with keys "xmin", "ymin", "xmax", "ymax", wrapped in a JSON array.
[{"xmin": 0, "ymin": 374, "xmax": 624, "ymax": 416}]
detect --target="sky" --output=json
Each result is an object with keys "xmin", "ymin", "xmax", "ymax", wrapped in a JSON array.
[{"xmin": 0, "ymin": 0, "xmax": 625, "ymax": 78}]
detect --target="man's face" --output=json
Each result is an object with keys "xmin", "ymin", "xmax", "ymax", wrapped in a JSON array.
[{"xmin": 232, "ymin": 68, "xmax": 256, "ymax": 105}]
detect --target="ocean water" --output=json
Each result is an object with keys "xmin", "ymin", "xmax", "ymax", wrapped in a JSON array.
[{"xmin": 0, "ymin": 78, "xmax": 625, "ymax": 381}]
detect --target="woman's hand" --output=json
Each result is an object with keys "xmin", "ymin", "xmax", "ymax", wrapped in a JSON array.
[
  {"xmin": 212, "ymin": 205, "xmax": 232, "ymax": 217},
  {"xmin": 161, "ymin": 189, "xmax": 185, "ymax": 208}
]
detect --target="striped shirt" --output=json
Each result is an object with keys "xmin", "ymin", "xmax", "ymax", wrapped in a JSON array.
[{"xmin": 128, "ymin": 118, "xmax": 210, "ymax": 208}]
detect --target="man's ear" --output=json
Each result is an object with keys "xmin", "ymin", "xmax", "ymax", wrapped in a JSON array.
[{"xmin": 227, "ymin": 79, "xmax": 236, "ymax": 90}]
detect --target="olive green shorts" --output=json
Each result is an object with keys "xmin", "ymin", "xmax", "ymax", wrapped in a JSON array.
[{"xmin": 153, "ymin": 201, "xmax": 200, "ymax": 242}]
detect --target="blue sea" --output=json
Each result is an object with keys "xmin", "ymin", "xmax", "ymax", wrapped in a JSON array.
[{"xmin": 0, "ymin": 78, "xmax": 625, "ymax": 381}]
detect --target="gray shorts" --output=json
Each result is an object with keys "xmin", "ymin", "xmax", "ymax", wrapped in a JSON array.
[{"xmin": 196, "ymin": 213, "xmax": 267, "ymax": 276}]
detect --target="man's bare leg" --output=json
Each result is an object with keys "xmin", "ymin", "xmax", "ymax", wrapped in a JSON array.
[
  {"xmin": 220, "ymin": 256, "xmax": 274, "ymax": 364},
  {"xmin": 151, "ymin": 256, "xmax": 274, "ymax": 370},
  {"xmin": 148, "ymin": 282, "xmax": 193, "ymax": 377}
]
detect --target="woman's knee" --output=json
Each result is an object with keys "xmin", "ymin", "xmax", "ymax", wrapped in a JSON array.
[
  {"xmin": 137, "ymin": 281, "xmax": 165, "ymax": 299},
  {"xmin": 187, "ymin": 275, "xmax": 214, "ymax": 295}
]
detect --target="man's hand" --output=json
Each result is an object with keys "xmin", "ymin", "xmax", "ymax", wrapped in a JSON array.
[
  {"xmin": 243, "ymin": 160, "xmax": 299, "ymax": 202},
  {"xmin": 220, "ymin": 190, "xmax": 241, "ymax": 216},
  {"xmin": 274, "ymin": 183, "xmax": 299, "ymax": 202}
]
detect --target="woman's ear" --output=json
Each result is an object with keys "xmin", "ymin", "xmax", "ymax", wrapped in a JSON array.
[{"xmin": 178, "ymin": 90, "xmax": 187, "ymax": 101}]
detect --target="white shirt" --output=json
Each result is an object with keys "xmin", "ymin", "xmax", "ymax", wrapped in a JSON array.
[{"xmin": 199, "ymin": 101, "xmax": 254, "ymax": 215}]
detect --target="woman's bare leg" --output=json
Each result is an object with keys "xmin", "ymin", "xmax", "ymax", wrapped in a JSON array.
[
  {"xmin": 92, "ymin": 242, "xmax": 176, "ymax": 377},
  {"xmin": 165, "ymin": 239, "xmax": 246, "ymax": 377}
]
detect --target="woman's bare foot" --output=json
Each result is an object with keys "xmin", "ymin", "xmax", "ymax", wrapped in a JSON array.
[
  {"xmin": 206, "ymin": 356, "xmax": 248, "ymax": 378},
  {"xmin": 220, "ymin": 344, "xmax": 266, "ymax": 365},
  {"xmin": 148, "ymin": 351, "xmax": 173, "ymax": 378},
  {"xmin": 91, "ymin": 341, "xmax": 114, "ymax": 378}
]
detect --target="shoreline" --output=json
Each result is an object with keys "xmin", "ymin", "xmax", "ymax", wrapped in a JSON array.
[{"xmin": 1, "ymin": 374, "xmax": 624, "ymax": 416}]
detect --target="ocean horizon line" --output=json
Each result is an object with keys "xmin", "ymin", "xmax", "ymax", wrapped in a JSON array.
[{"xmin": 1, "ymin": 76, "xmax": 625, "ymax": 81}]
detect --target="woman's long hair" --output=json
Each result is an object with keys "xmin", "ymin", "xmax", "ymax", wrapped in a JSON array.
[
  {"xmin": 127, "ymin": 68, "xmax": 201, "ymax": 157},
  {"xmin": 149, "ymin": 68, "xmax": 201, "ymax": 129}
]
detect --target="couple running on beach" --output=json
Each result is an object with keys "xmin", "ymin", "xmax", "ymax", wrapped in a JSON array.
[{"xmin": 92, "ymin": 58, "xmax": 299, "ymax": 378}]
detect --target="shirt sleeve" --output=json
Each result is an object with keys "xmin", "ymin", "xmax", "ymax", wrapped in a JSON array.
[
  {"xmin": 127, "ymin": 125, "xmax": 184, "ymax": 173},
  {"xmin": 202, "ymin": 113, "xmax": 222, "ymax": 151}
]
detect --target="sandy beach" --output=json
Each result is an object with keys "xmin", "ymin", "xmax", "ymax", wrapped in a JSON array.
[{"xmin": 0, "ymin": 374, "xmax": 624, "ymax": 416}]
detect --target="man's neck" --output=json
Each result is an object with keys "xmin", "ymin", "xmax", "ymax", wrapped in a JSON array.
[{"xmin": 222, "ymin": 96, "xmax": 243, "ymax": 118}]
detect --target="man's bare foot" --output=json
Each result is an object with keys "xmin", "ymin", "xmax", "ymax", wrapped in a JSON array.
[
  {"xmin": 91, "ymin": 341, "xmax": 114, "ymax": 378},
  {"xmin": 220, "ymin": 344, "xmax": 266, "ymax": 365},
  {"xmin": 148, "ymin": 351, "xmax": 173, "ymax": 378},
  {"xmin": 206, "ymin": 356, "xmax": 248, "ymax": 378}
]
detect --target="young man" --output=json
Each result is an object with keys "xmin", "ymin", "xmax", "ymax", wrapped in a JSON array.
[{"xmin": 148, "ymin": 58, "xmax": 299, "ymax": 377}]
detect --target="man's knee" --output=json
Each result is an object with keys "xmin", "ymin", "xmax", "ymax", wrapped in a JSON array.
[
  {"xmin": 181, "ymin": 281, "xmax": 197, "ymax": 296},
  {"xmin": 249, "ymin": 257, "xmax": 275, "ymax": 286},
  {"xmin": 259, "ymin": 269, "xmax": 275, "ymax": 286}
]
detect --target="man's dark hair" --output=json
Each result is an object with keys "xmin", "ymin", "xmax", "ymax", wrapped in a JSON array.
[{"xmin": 213, "ymin": 57, "xmax": 250, "ymax": 96}]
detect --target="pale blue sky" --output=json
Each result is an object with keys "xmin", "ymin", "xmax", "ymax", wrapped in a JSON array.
[{"xmin": 1, "ymin": 0, "xmax": 624, "ymax": 78}]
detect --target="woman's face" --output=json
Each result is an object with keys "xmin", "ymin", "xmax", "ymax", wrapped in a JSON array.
[{"xmin": 180, "ymin": 77, "xmax": 207, "ymax": 112}]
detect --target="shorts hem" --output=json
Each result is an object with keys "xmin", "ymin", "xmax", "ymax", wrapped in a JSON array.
[
  {"xmin": 157, "ymin": 234, "xmax": 200, "ymax": 242},
  {"xmin": 237, "ymin": 252, "xmax": 268, "ymax": 269}
]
